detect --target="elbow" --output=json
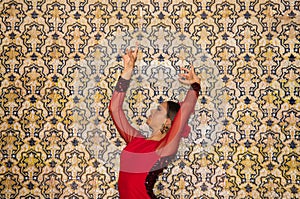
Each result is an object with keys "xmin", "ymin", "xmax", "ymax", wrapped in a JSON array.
[
  {"xmin": 108, "ymin": 99, "xmax": 115, "ymax": 114},
  {"xmin": 109, "ymin": 98, "xmax": 121, "ymax": 116}
]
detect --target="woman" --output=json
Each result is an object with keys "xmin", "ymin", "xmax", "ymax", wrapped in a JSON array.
[{"xmin": 109, "ymin": 45, "xmax": 200, "ymax": 199}]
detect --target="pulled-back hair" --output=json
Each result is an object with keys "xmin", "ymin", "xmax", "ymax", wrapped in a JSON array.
[{"xmin": 166, "ymin": 101, "xmax": 181, "ymax": 122}]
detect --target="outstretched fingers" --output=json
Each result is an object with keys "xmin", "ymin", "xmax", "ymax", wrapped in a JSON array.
[{"xmin": 178, "ymin": 64, "xmax": 200, "ymax": 85}]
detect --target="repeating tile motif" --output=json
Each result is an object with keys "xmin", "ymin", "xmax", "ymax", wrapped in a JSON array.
[{"xmin": 0, "ymin": 0, "xmax": 299, "ymax": 198}]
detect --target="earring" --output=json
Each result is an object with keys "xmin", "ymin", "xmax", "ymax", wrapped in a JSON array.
[{"xmin": 161, "ymin": 123, "xmax": 169, "ymax": 134}]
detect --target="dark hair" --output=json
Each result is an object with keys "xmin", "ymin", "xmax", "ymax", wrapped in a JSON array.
[{"xmin": 166, "ymin": 101, "xmax": 181, "ymax": 122}]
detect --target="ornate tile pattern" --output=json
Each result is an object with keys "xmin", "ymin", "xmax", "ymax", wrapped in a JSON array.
[{"xmin": 0, "ymin": 0, "xmax": 299, "ymax": 198}]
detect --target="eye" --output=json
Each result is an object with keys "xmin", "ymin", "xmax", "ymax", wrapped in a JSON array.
[{"xmin": 157, "ymin": 106, "xmax": 161, "ymax": 111}]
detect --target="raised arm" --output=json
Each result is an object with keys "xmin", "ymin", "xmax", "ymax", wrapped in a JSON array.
[
  {"xmin": 157, "ymin": 65, "xmax": 200, "ymax": 157},
  {"xmin": 109, "ymin": 45, "xmax": 142, "ymax": 144},
  {"xmin": 109, "ymin": 78, "xmax": 142, "ymax": 143}
]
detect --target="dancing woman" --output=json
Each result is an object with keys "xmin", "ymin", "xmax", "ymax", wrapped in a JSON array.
[{"xmin": 109, "ymin": 45, "xmax": 200, "ymax": 199}]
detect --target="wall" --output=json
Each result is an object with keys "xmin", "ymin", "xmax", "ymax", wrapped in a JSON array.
[{"xmin": 0, "ymin": 0, "xmax": 299, "ymax": 198}]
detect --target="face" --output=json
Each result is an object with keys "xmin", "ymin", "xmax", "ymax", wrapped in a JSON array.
[{"xmin": 147, "ymin": 102, "xmax": 168, "ymax": 130}]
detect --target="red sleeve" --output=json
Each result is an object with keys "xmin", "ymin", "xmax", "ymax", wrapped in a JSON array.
[
  {"xmin": 156, "ymin": 83, "xmax": 200, "ymax": 157},
  {"xmin": 109, "ymin": 77, "xmax": 142, "ymax": 144}
]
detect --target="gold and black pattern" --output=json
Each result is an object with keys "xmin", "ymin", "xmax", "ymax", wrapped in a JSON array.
[{"xmin": 0, "ymin": 0, "xmax": 299, "ymax": 198}]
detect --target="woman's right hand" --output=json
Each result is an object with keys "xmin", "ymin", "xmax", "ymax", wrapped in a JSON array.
[
  {"xmin": 121, "ymin": 44, "xmax": 138, "ymax": 80},
  {"xmin": 178, "ymin": 64, "xmax": 201, "ymax": 85}
]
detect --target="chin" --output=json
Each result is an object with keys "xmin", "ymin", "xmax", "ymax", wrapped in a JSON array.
[{"xmin": 146, "ymin": 121, "xmax": 152, "ymax": 129}]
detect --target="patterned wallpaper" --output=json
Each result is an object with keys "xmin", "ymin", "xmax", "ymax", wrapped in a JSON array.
[{"xmin": 0, "ymin": 0, "xmax": 299, "ymax": 198}]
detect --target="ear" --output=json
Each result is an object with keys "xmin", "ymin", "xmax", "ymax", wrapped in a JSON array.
[{"xmin": 165, "ymin": 118, "xmax": 172, "ymax": 128}]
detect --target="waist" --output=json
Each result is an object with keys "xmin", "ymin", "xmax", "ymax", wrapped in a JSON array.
[{"xmin": 118, "ymin": 172, "xmax": 150, "ymax": 199}]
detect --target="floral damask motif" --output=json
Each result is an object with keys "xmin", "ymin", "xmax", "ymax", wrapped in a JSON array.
[
  {"xmin": 1, "ymin": 44, "xmax": 24, "ymax": 72},
  {"xmin": 279, "ymin": 64, "xmax": 300, "ymax": 97},
  {"xmin": 256, "ymin": 44, "xmax": 283, "ymax": 75},
  {"xmin": 214, "ymin": 87, "xmax": 238, "ymax": 118},
  {"xmin": 257, "ymin": 130, "xmax": 284, "ymax": 171},
  {"xmin": 0, "ymin": 86, "xmax": 24, "ymax": 116},
  {"xmin": 43, "ymin": 44, "xmax": 68, "ymax": 73},
  {"xmin": 21, "ymin": 22, "xmax": 47, "ymax": 53},
  {"xmin": 85, "ymin": 86, "xmax": 110, "ymax": 117},
  {"xmin": 235, "ymin": 22, "xmax": 261, "ymax": 54},
  {"xmin": 62, "ymin": 150, "xmax": 87, "ymax": 180},
  {"xmin": 234, "ymin": 65, "xmax": 261, "ymax": 96},
  {"xmin": 256, "ymin": 1, "xmax": 282, "ymax": 32},
  {"xmin": 234, "ymin": 108, "xmax": 262, "ymax": 141},
  {"xmin": 169, "ymin": 44, "xmax": 196, "ymax": 69},
  {"xmin": 279, "ymin": 22, "xmax": 300, "ymax": 54},
  {"xmin": 190, "ymin": 108, "xmax": 217, "ymax": 145},
  {"xmin": 20, "ymin": 107, "xmax": 45, "ymax": 137},
  {"xmin": 84, "ymin": 129, "xmax": 109, "ymax": 161},
  {"xmin": 192, "ymin": 23, "xmax": 217, "ymax": 54},
  {"xmin": 63, "ymin": 108, "xmax": 88, "ymax": 137},
  {"xmin": 169, "ymin": 171, "xmax": 196, "ymax": 198},
  {"xmin": 127, "ymin": 87, "xmax": 152, "ymax": 125},
  {"xmin": 63, "ymin": 64, "xmax": 89, "ymax": 96},
  {"xmin": 233, "ymin": 152, "xmax": 262, "ymax": 183},
  {"xmin": 148, "ymin": 22, "xmax": 174, "ymax": 53},
  {"xmin": 128, "ymin": 2, "xmax": 154, "ymax": 31},
  {"xmin": 17, "ymin": 150, "xmax": 45, "ymax": 181},
  {"xmin": 39, "ymin": 172, "xmax": 66, "ymax": 199},
  {"xmin": 214, "ymin": 174, "xmax": 240, "ymax": 198},
  {"xmin": 63, "ymin": 23, "xmax": 90, "ymax": 54},
  {"xmin": 215, "ymin": 130, "xmax": 238, "ymax": 162},
  {"xmin": 213, "ymin": 44, "xmax": 238, "ymax": 75},
  {"xmin": 43, "ymin": 2, "xmax": 69, "ymax": 32},
  {"xmin": 83, "ymin": 172, "xmax": 109, "ymax": 198},
  {"xmin": 148, "ymin": 64, "xmax": 175, "ymax": 94},
  {"xmin": 170, "ymin": 2, "xmax": 195, "ymax": 33},
  {"xmin": 1, "ymin": 1, "xmax": 26, "ymax": 31},
  {"xmin": 257, "ymin": 87, "xmax": 283, "ymax": 118},
  {"xmin": 85, "ymin": 44, "xmax": 110, "ymax": 74},
  {"xmin": 0, "ymin": 128, "xmax": 23, "ymax": 160},
  {"xmin": 41, "ymin": 129, "xmax": 67, "ymax": 160},
  {"xmin": 0, "ymin": 172, "xmax": 22, "ymax": 199},
  {"xmin": 191, "ymin": 152, "xmax": 218, "ymax": 183},
  {"xmin": 213, "ymin": 1, "xmax": 238, "ymax": 32},
  {"xmin": 279, "ymin": 152, "xmax": 300, "ymax": 184},
  {"xmin": 21, "ymin": 64, "xmax": 47, "ymax": 95},
  {"xmin": 258, "ymin": 174, "xmax": 285, "ymax": 199},
  {"xmin": 86, "ymin": 2, "xmax": 111, "ymax": 33},
  {"xmin": 279, "ymin": 109, "xmax": 299, "ymax": 140},
  {"xmin": 106, "ymin": 23, "xmax": 132, "ymax": 53},
  {"xmin": 43, "ymin": 86, "xmax": 67, "ymax": 121}
]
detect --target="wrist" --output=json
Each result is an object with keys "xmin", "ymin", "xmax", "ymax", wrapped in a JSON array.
[
  {"xmin": 116, "ymin": 77, "xmax": 130, "ymax": 92},
  {"xmin": 190, "ymin": 82, "xmax": 200, "ymax": 96},
  {"xmin": 121, "ymin": 69, "xmax": 133, "ymax": 80}
]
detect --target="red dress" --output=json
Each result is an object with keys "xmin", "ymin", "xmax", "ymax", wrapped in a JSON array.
[{"xmin": 109, "ymin": 77, "xmax": 200, "ymax": 199}]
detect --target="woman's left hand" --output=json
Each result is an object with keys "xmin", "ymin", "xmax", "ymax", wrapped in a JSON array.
[{"xmin": 178, "ymin": 65, "xmax": 200, "ymax": 85}]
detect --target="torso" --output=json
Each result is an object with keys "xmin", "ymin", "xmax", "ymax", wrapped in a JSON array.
[{"xmin": 118, "ymin": 137, "xmax": 160, "ymax": 199}]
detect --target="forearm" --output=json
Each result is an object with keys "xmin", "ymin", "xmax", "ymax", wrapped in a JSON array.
[
  {"xmin": 109, "ymin": 77, "xmax": 140, "ymax": 143},
  {"xmin": 177, "ymin": 82, "xmax": 200, "ymax": 133},
  {"xmin": 157, "ymin": 83, "xmax": 200, "ymax": 156},
  {"xmin": 109, "ymin": 77, "xmax": 130, "ymax": 120}
]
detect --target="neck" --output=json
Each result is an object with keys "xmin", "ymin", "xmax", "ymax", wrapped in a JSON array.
[{"xmin": 147, "ymin": 130, "xmax": 164, "ymax": 141}]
